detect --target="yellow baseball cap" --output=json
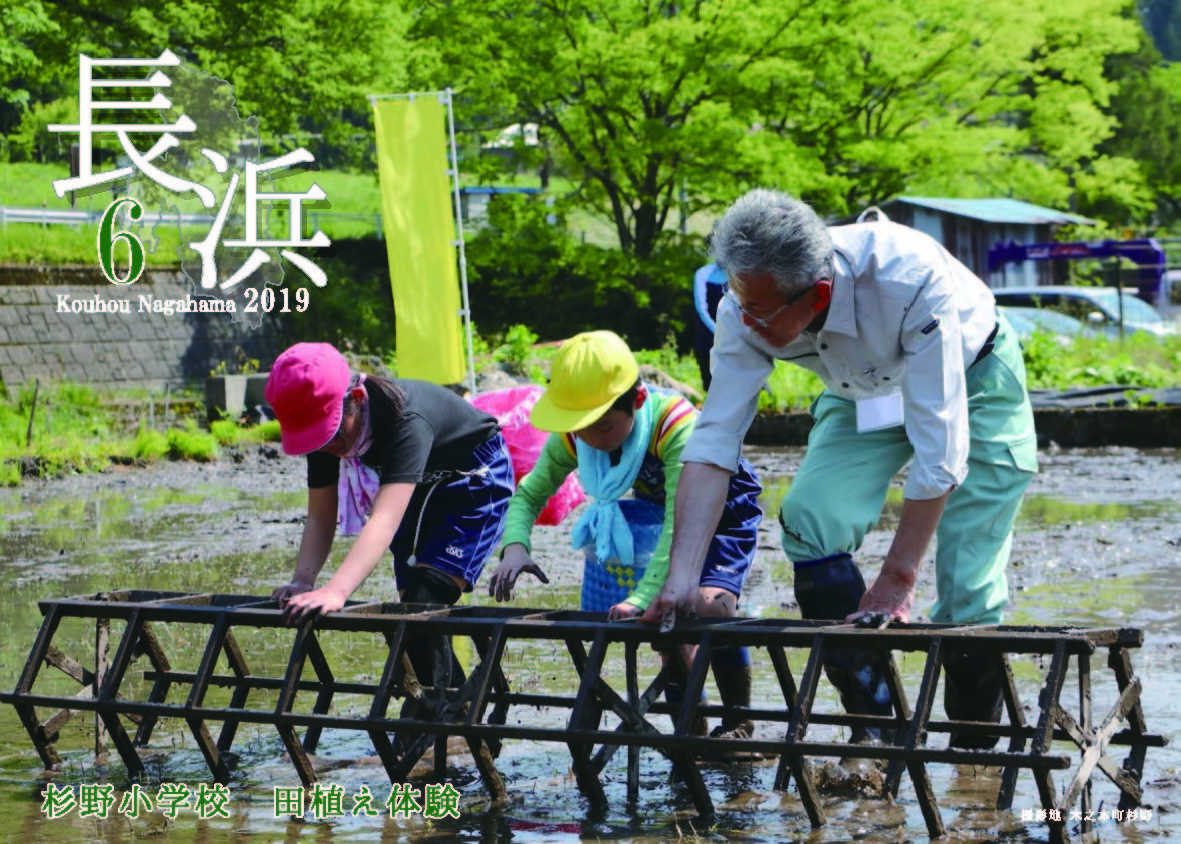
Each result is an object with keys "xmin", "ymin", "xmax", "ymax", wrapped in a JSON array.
[{"xmin": 530, "ymin": 331, "xmax": 639, "ymax": 433}]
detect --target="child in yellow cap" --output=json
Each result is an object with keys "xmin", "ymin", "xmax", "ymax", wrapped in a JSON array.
[{"xmin": 487, "ymin": 330, "xmax": 764, "ymax": 743}]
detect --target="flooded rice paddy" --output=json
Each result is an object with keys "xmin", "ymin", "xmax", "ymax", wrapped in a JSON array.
[{"xmin": 0, "ymin": 444, "xmax": 1178, "ymax": 843}]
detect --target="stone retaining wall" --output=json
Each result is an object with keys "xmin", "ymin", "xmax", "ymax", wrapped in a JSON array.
[{"xmin": 0, "ymin": 267, "xmax": 287, "ymax": 388}]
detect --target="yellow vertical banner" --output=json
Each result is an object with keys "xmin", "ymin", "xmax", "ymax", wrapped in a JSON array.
[{"xmin": 373, "ymin": 98, "xmax": 465, "ymax": 384}]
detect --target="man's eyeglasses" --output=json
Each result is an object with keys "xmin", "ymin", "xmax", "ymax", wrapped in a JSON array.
[{"xmin": 723, "ymin": 284, "xmax": 811, "ymax": 329}]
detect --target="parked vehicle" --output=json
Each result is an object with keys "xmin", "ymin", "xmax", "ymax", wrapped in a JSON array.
[
  {"xmin": 991, "ymin": 287, "xmax": 1175, "ymax": 337},
  {"xmin": 998, "ymin": 306, "xmax": 1099, "ymax": 344}
]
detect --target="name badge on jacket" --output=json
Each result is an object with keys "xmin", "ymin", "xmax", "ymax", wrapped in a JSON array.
[{"xmin": 856, "ymin": 392, "xmax": 904, "ymax": 433}]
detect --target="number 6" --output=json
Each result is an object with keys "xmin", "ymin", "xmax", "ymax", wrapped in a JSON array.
[{"xmin": 97, "ymin": 197, "xmax": 146, "ymax": 286}]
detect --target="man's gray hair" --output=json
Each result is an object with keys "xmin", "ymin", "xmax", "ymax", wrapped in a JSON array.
[{"xmin": 711, "ymin": 189, "xmax": 834, "ymax": 298}]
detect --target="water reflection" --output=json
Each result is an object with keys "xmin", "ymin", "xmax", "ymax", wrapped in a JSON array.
[
  {"xmin": 759, "ymin": 475, "xmax": 1179, "ymax": 531},
  {"xmin": 0, "ymin": 459, "xmax": 1175, "ymax": 844}
]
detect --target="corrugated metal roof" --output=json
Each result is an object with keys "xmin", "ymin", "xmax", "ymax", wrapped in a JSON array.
[{"xmin": 888, "ymin": 196, "xmax": 1096, "ymax": 225}]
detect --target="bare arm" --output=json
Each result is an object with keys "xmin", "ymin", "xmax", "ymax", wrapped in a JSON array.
[
  {"xmin": 850, "ymin": 491, "xmax": 949, "ymax": 625},
  {"xmin": 640, "ymin": 461, "xmax": 731, "ymax": 622},
  {"xmin": 273, "ymin": 485, "xmax": 338, "ymax": 603},
  {"xmin": 283, "ymin": 482, "xmax": 416, "ymax": 622}
]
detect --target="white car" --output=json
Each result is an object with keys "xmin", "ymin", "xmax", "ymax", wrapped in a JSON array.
[
  {"xmin": 991, "ymin": 287, "xmax": 1175, "ymax": 337},
  {"xmin": 998, "ymin": 306, "xmax": 1102, "ymax": 344}
]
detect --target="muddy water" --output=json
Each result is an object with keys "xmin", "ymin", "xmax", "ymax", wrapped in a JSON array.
[{"xmin": 0, "ymin": 445, "xmax": 1178, "ymax": 843}]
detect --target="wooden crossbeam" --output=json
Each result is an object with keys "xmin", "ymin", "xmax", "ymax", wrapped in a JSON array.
[
  {"xmin": 900, "ymin": 637, "xmax": 946, "ymax": 838},
  {"xmin": 1055, "ymin": 677, "xmax": 1145, "ymax": 810},
  {"xmin": 776, "ymin": 632, "xmax": 825, "ymax": 826},
  {"xmin": 1108, "ymin": 644, "xmax": 1150, "ymax": 818},
  {"xmin": 0, "ymin": 591, "xmax": 1166, "ymax": 843}
]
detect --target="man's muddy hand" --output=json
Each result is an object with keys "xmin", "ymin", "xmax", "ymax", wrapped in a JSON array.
[{"xmin": 846, "ymin": 567, "xmax": 915, "ymax": 626}]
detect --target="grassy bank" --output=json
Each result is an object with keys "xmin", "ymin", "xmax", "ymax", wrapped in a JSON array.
[
  {"xmin": 3, "ymin": 326, "xmax": 1178, "ymax": 486},
  {"xmin": 0, "ymin": 163, "xmax": 714, "ymax": 264},
  {"xmin": 0, "ymin": 381, "xmax": 281, "ymax": 486},
  {"xmin": 0, "ymin": 163, "xmax": 387, "ymax": 266}
]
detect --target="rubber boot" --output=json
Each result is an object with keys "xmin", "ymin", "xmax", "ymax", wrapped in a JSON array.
[
  {"xmin": 710, "ymin": 660, "xmax": 755, "ymax": 740},
  {"xmin": 944, "ymin": 651, "xmax": 1004, "ymax": 750},
  {"xmin": 703, "ymin": 661, "xmax": 770, "ymax": 764},
  {"xmin": 794, "ymin": 553, "xmax": 894, "ymax": 745},
  {"xmin": 664, "ymin": 655, "xmax": 709, "ymax": 738},
  {"xmin": 396, "ymin": 566, "xmax": 465, "ymax": 755}
]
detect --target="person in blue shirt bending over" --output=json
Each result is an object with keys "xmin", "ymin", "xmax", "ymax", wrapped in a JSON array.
[{"xmin": 691, "ymin": 261, "xmax": 727, "ymax": 392}]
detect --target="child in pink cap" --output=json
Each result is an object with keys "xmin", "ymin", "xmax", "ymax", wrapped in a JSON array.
[{"xmin": 264, "ymin": 342, "xmax": 514, "ymax": 721}]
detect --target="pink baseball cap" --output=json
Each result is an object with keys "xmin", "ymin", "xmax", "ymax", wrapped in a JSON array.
[{"xmin": 264, "ymin": 343, "xmax": 351, "ymax": 455}]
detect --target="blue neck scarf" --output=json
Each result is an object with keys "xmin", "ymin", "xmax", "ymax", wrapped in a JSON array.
[{"xmin": 571, "ymin": 395, "xmax": 654, "ymax": 566}]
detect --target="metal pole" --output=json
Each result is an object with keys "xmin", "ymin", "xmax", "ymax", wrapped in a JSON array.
[
  {"xmin": 1115, "ymin": 259, "xmax": 1125, "ymax": 340},
  {"xmin": 443, "ymin": 88, "xmax": 478, "ymax": 396},
  {"xmin": 25, "ymin": 379, "xmax": 40, "ymax": 448}
]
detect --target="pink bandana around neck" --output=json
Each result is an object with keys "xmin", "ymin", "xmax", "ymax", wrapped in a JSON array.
[{"xmin": 336, "ymin": 375, "xmax": 380, "ymax": 535}]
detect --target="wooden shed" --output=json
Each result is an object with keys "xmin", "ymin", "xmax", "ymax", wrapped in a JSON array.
[{"xmin": 873, "ymin": 197, "xmax": 1096, "ymax": 288}]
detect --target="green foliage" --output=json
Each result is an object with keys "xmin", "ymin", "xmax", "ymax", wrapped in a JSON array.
[
  {"xmin": 166, "ymin": 421, "xmax": 219, "ymax": 462},
  {"xmin": 0, "ymin": 163, "xmax": 76, "ymax": 209},
  {"xmin": 209, "ymin": 418, "xmax": 281, "ymax": 446},
  {"xmin": 1018, "ymin": 331, "xmax": 1071, "ymax": 386},
  {"xmin": 0, "ymin": 382, "xmax": 125, "ymax": 479},
  {"xmin": 409, "ymin": 0, "xmax": 1143, "ymax": 251},
  {"xmin": 466, "ymin": 324, "xmax": 494, "ymax": 373},
  {"xmin": 209, "ymin": 348, "xmax": 260, "ymax": 377},
  {"xmin": 0, "ymin": 0, "xmax": 1172, "ymax": 246},
  {"xmin": 8, "ymin": 97, "xmax": 76, "ymax": 163},
  {"xmin": 279, "ymin": 239, "xmax": 395, "ymax": 355},
  {"xmin": 493, "ymin": 324, "xmax": 539, "ymax": 375},
  {"xmin": 1, "ymin": 0, "xmax": 410, "ymax": 163},
  {"xmin": 0, "ymin": 1, "xmax": 57, "ymax": 114},
  {"xmin": 0, "ymin": 382, "xmax": 111, "ymax": 454},
  {"xmin": 465, "ymin": 195, "xmax": 700, "ymax": 350},
  {"xmin": 1021, "ymin": 330, "xmax": 1181, "ymax": 390},
  {"xmin": 759, "ymin": 363, "xmax": 826, "ymax": 413},
  {"xmin": 254, "ymin": 420, "xmax": 282, "ymax": 443},
  {"xmin": 634, "ymin": 334, "xmax": 703, "ymax": 391},
  {"xmin": 209, "ymin": 419, "xmax": 239, "ymax": 446},
  {"xmin": 468, "ymin": 325, "xmax": 492, "ymax": 358},
  {"xmin": 1097, "ymin": 37, "xmax": 1181, "ymax": 226},
  {"xmin": 132, "ymin": 425, "xmax": 169, "ymax": 460}
]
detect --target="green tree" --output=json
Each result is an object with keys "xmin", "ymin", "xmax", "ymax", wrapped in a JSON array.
[
  {"xmin": 464, "ymin": 194, "xmax": 700, "ymax": 349},
  {"xmin": 7, "ymin": 96, "xmax": 76, "ymax": 163},
  {"xmin": 408, "ymin": 0, "xmax": 1144, "ymax": 256},
  {"xmin": 0, "ymin": 0, "xmax": 409, "ymax": 159},
  {"xmin": 747, "ymin": 0, "xmax": 1146, "ymax": 215},
  {"xmin": 0, "ymin": 1, "xmax": 63, "ymax": 148},
  {"xmin": 1094, "ymin": 26, "xmax": 1181, "ymax": 226},
  {"xmin": 0, "ymin": 2, "xmax": 57, "ymax": 110}
]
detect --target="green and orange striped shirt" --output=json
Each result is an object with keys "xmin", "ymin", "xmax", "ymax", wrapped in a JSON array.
[{"xmin": 498, "ymin": 389, "xmax": 697, "ymax": 611}]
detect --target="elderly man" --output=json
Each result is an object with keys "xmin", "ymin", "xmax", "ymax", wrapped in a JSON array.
[{"xmin": 644, "ymin": 188, "xmax": 1037, "ymax": 747}]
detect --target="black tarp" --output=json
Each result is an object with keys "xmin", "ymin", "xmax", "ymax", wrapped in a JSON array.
[{"xmin": 1029, "ymin": 386, "xmax": 1181, "ymax": 408}]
